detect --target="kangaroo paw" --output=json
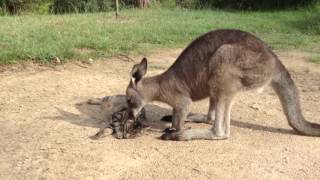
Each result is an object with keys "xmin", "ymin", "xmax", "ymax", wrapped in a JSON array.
[
  {"xmin": 160, "ymin": 132, "xmax": 181, "ymax": 141},
  {"xmin": 162, "ymin": 127, "xmax": 177, "ymax": 134},
  {"xmin": 160, "ymin": 130, "xmax": 188, "ymax": 141}
]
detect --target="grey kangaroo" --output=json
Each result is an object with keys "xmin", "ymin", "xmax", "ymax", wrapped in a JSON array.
[{"xmin": 126, "ymin": 29, "xmax": 320, "ymax": 141}]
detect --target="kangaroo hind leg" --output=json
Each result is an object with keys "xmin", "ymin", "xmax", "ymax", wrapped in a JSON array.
[
  {"xmin": 212, "ymin": 94, "xmax": 235, "ymax": 138},
  {"xmin": 161, "ymin": 93, "xmax": 236, "ymax": 141}
]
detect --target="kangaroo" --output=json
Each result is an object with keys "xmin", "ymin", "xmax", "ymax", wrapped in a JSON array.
[{"xmin": 126, "ymin": 29, "xmax": 320, "ymax": 141}]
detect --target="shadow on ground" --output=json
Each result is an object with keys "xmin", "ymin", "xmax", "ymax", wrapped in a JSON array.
[
  {"xmin": 47, "ymin": 100, "xmax": 173, "ymax": 132},
  {"xmin": 47, "ymin": 98, "xmax": 297, "ymax": 137}
]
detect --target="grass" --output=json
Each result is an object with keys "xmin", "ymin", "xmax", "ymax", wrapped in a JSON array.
[
  {"xmin": 309, "ymin": 54, "xmax": 320, "ymax": 64},
  {"xmin": 0, "ymin": 7, "xmax": 320, "ymax": 64}
]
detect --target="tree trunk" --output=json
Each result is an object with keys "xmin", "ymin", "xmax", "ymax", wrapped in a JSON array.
[
  {"xmin": 176, "ymin": 0, "xmax": 182, "ymax": 6},
  {"xmin": 136, "ymin": 0, "xmax": 150, "ymax": 8},
  {"xmin": 115, "ymin": 0, "xmax": 119, "ymax": 17}
]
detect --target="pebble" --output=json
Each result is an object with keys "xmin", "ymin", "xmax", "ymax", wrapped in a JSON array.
[
  {"xmin": 54, "ymin": 57, "xmax": 61, "ymax": 64},
  {"xmin": 249, "ymin": 104, "xmax": 260, "ymax": 111}
]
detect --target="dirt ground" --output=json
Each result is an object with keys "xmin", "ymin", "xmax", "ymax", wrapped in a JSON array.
[{"xmin": 0, "ymin": 49, "xmax": 320, "ymax": 180}]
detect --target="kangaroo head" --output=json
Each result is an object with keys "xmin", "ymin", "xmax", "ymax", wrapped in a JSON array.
[{"xmin": 126, "ymin": 57, "xmax": 148, "ymax": 118}]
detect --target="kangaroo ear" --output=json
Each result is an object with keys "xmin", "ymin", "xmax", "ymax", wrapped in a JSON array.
[{"xmin": 130, "ymin": 57, "xmax": 148, "ymax": 84}]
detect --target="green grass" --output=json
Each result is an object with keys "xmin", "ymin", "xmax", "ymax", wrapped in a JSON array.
[
  {"xmin": 0, "ymin": 7, "xmax": 320, "ymax": 64},
  {"xmin": 309, "ymin": 54, "xmax": 320, "ymax": 64}
]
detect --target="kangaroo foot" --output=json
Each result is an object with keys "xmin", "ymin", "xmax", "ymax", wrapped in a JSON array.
[
  {"xmin": 161, "ymin": 128, "xmax": 229, "ymax": 141},
  {"xmin": 160, "ymin": 130, "xmax": 183, "ymax": 141}
]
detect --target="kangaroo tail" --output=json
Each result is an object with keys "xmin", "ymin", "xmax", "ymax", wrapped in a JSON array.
[{"xmin": 271, "ymin": 59, "xmax": 320, "ymax": 136}]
